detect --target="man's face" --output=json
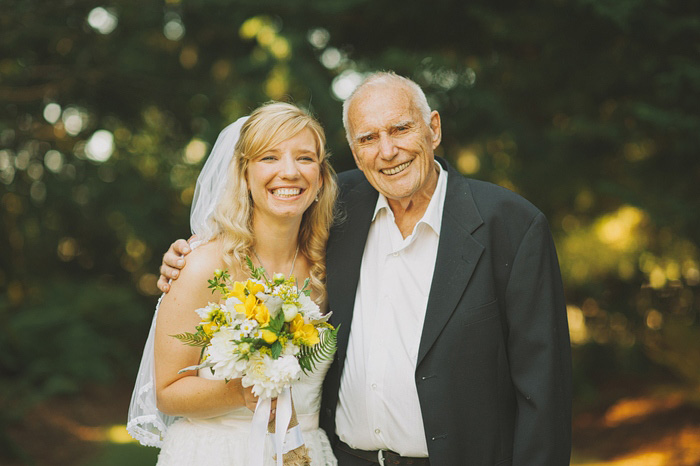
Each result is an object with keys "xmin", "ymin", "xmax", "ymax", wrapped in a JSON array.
[{"xmin": 347, "ymin": 84, "xmax": 441, "ymax": 203}]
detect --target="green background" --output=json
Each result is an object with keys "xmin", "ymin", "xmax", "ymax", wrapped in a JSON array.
[{"xmin": 1, "ymin": 0, "xmax": 699, "ymax": 464}]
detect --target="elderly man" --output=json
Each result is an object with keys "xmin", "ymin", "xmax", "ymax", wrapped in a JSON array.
[{"xmin": 159, "ymin": 72, "xmax": 572, "ymax": 465}]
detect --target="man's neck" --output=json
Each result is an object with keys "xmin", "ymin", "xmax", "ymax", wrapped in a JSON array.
[{"xmin": 386, "ymin": 164, "xmax": 440, "ymax": 239}]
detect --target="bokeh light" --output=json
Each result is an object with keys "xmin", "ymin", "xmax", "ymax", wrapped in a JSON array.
[
  {"xmin": 85, "ymin": 130, "xmax": 114, "ymax": 162},
  {"xmin": 184, "ymin": 139, "xmax": 208, "ymax": 164},
  {"xmin": 43, "ymin": 103, "xmax": 62, "ymax": 124},
  {"xmin": 331, "ymin": 69, "xmax": 364, "ymax": 100},
  {"xmin": 164, "ymin": 13, "xmax": 185, "ymax": 41},
  {"xmin": 320, "ymin": 47, "xmax": 342, "ymax": 69},
  {"xmin": 307, "ymin": 28, "xmax": 330, "ymax": 49},
  {"xmin": 87, "ymin": 7, "xmax": 118, "ymax": 35},
  {"xmin": 62, "ymin": 107, "xmax": 86, "ymax": 136}
]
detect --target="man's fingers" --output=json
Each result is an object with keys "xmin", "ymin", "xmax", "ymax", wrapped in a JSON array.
[
  {"xmin": 160, "ymin": 264, "xmax": 180, "ymax": 280},
  {"xmin": 157, "ymin": 276, "xmax": 170, "ymax": 293},
  {"xmin": 163, "ymin": 250, "xmax": 185, "ymax": 269},
  {"xmin": 172, "ymin": 239, "xmax": 191, "ymax": 256}
]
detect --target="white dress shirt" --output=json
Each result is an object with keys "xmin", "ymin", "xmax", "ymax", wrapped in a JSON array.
[{"xmin": 335, "ymin": 162, "xmax": 447, "ymax": 456}]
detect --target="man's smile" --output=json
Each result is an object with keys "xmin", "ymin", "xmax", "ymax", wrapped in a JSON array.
[{"xmin": 380, "ymin": 160, "xmax": 411, "ymax": 176}]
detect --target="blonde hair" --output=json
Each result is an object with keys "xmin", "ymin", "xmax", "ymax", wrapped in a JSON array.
[{"xmin": 211, "ymin": 102, "xmax": 337, "ymax": 303}]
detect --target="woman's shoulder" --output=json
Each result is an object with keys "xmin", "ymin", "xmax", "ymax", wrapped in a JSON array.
[{"xmin": 170, "ymin": 239, "xmax": 227, "ymax": 291}]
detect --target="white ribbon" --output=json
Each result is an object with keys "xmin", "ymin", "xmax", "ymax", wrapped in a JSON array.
[
  {"xmin": 248, "ymin": 396, "xmax": 271, "ymax": 466},
  {"xmin": 248, "ymin": 387, "xmax": 303, "ymax": 466}
]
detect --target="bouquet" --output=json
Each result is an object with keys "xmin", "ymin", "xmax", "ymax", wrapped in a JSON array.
[{"xmin": 173, "ymin": 257, "xmax": 338, "ymax": 466}]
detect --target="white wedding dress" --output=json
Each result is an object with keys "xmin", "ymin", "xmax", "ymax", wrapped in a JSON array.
[
  {"xmin": 127, "ymin": 292, "xmax": 337, "ymax": 466},
  {"xmin": 155, "ymin": 357, "xmax": 336, "ymax": 466},
  {"xmin": 158, "ymin": 354, "xmax": 338, "ymax": 466}
]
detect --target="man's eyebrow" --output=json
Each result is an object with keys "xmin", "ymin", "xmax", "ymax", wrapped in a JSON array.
[
  {"xmin": 354, "ymin": 130, "xmax": 375, "ymax": 141},
  {"xmin": 392, "ymin": 119, "xmax": 414, "ymax": 128}
]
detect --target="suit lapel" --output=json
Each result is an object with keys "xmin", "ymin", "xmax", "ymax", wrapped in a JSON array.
[
  {"xmin": 326, "ymin": 180, "xmax": 378, "ymax": 358},
  {"xmin": 417, "ymin": 162, "xmax": 484, "ymax": 366}
]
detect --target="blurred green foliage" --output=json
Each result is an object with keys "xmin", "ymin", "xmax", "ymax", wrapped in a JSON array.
[{"xmin": 1, "ymin": 0, "xmax": 699, "ymax": 462}]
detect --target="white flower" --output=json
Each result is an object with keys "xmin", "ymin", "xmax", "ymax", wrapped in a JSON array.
[
  {"xmin": 195, "ymin": 302, "xmax": 220, "ymax": 320},
  {"xmin": 224, "ymin": 296, "xmax": 242, "ymax": 314},
  {"xmin": 282, "ymin": 303, "xmax": 299, "ymax": 322},
  {"xmin": 242, "ymin": 354, "xmax": 301, "ymax": 399},
  {"xmin": 206, "ymin": 328, "xmax": 247, "ymax": 380},
  {"xmin": 263, "ymin": 295, "xmax": 283, "ymax": 318},
  {"xmin": 239, "ymin": 319, "xmax": 257, "ymax": 335},
  {"xmin": 298, "ymin": 293, "xmax": 328, "ymax": 324},
  {"xmin": 282, "ymin": 341, "xmax": 300, "ymax": 356}
]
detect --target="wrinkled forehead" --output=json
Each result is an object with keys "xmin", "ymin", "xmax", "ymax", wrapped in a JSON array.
[{"xmin": 348, "ymin": 84, "xmax": 419, "ymax": 130}]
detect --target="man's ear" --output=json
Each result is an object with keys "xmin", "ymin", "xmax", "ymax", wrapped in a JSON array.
[{"xmin": 429, "ymin": 110, "xmax": 442, "ymax": 149}]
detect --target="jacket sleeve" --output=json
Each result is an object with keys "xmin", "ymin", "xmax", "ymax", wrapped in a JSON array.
[{"xmin": 504, "ymin": 211, "xmax": 572, "ymax": 464}]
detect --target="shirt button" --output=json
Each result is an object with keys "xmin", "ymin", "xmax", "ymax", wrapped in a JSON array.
[
  {"xmin": 375, "ymin": 428, "xmax": 381, "ymax": 434},
  {"xmin": 371, "ymin": 383, "xmax": 377, "ymax": 389},
  {"xmin": 392, "ymin": 252, "xmax": 399, "ymax": 257}
]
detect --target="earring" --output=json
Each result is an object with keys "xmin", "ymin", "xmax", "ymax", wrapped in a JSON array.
[{"xmin": 315, "ymin": 192, "xmax": 319, "ymax": 202}]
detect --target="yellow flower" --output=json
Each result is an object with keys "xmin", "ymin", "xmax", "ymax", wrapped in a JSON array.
[
  {"xmin": 290, "ymin": 314, "xmax": 319, "ymax": 345},
  {"xmin": 253, "ymin": 303, "xmax": 270, "ymax": 326},
  {"xmin": 229, "ymin": 279, "xmax": 264, "ymax": 302},
  {"xmin": 230, "ymin": 281, "xmax": 247, "ymax": 301},
  {"xmin": 201, "ymin": 322, "xmax": 216, "ymax": 336},
  {"xmin": 245, "ymin": 279, "xmax": 265, "ymax": 296},
  {"xmin": 261, "ymin": 329, "xmax": 278, "ymax": 344},
  {"xmin": 234, "ymin": 293, "xmax": 258, "ymax": 319}
]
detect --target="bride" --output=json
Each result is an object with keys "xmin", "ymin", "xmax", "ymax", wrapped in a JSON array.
[{"xmin": 127, "ymin": 102, "xmax": 339, "ymax": 465}]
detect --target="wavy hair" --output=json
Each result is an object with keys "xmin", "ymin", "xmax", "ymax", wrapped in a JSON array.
[{"xmin": 211, "ymin": 102, "xmax": 337, "ymax": 304}]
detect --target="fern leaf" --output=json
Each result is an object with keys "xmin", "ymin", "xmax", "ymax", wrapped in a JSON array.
[
  {"xmin": 298, "ymin": 325, "xmax": 339, "ymax": 374},
  {"xmin": 171, "ymin": 331, "xmax": 210, "ymax": 347}
]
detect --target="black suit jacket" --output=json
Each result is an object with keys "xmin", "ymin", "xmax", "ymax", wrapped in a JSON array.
[{"xmin": 320, "ymin": 158, "xmax": 572, "ymax": 465}]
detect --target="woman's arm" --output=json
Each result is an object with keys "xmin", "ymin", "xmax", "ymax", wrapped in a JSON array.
[{"xmin": 154, "ymin": 240, "xmax": 255, "ymax": 418}]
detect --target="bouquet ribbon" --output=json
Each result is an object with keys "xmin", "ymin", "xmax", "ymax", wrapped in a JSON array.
[{"xmin": 248, "ymin": 387, "xmax": 304, "ymax": 466}]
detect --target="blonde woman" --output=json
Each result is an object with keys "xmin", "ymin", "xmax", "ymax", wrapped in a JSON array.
[{"xmin": 128, "ymin": 102, "xmax": 338, "ymax": 465}]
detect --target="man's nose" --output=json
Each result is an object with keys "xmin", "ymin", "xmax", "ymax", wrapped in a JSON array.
[{"xmin": 378, "ymin": 133, "xmax": 398, "ymax": 159}]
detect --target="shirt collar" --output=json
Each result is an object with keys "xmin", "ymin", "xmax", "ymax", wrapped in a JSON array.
[{"xmin": 371, "ymin": 160, "xmax": 448, "ymax": 236}]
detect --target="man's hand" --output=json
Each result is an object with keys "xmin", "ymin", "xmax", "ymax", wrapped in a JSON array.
[{"xmin": 157, "ymin": 238, "xmax": 192, "ymax": 293}]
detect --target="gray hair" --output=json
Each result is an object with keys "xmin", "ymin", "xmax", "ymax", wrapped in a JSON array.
[{"xmin": 341, "ymin": 71, "xmax": 432, "ymax": 147}]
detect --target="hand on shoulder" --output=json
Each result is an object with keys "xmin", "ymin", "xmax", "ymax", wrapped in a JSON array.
[
  {"xmin": 158, "ymin": 237, "xmax": 194, "ymax": 293},
  {"xmin": 169, "ymin": 239, "xmax": 224, "ymax": 287}
]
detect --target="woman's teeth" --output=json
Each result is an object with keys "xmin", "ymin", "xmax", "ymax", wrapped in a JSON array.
[
  {"xmin": 272, "ymin": 188, "xmax": 301, "ymax": 197},
  {"xmin": 381, "ymin": 161, "xmax": 411, "ymax": 175}
]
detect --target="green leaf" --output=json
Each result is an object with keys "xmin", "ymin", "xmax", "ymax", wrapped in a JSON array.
[
  {"xmin": 269, "ymin": 309, "xmax": 285, "ymax": 333},
  {"xmin": 271, "ymin": 340, "xmax": 282, "ymax": 359},
  {"xmin": 170, "ymin": 331, "xmax": 210, "ymax": 347},
  {"xmin": 298, "ymin": 325, "xmax": 339, "ymax": 374}
]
